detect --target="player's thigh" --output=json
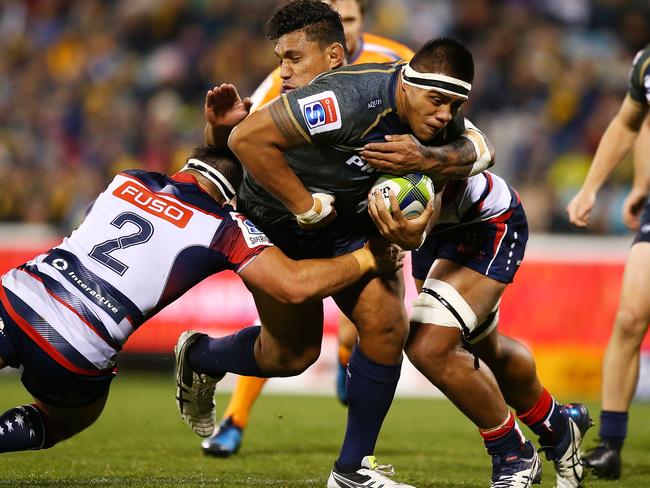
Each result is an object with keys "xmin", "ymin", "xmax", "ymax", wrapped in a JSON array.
[
  {"xmin": 334, "ymin": 272, "xmax": 408, "ymax": 360},
  {"xmin": 426, "ymin": 258, "xmax": 506, "ymax": 322},
  {"xmin": 337, "ymin": 313, "xmax": 358, "ymax": 348},
  {"xmin": 252, "ymin": 289, "xmax": 324, "ymax": 352},
  {"xmin": 34, "ymin": 392, "xmax": 108, "ymax": 439},
  {"xmin": 618, "ymin": 242, "xmax": 650, "ymax": 324}
]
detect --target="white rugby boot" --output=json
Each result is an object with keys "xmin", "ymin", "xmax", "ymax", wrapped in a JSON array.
[
  {"xmin": 174, "ymin": 330, "xmax": 223, "ymax": 437},
  {"xmin": 327, "ymin": 455, "xmax": 416, "ymax": 487}
]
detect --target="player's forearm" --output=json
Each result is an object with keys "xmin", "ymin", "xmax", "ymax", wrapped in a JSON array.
[
  {"xmin": 228, "ymin": 123, "xmax": 313, "ymax": 214},
  {"xmin": 581, "ymin": 116, "xmax": 639, "ymax": 194},
  {"xmin": 632, "ymin": 119, "xmax": 650, "ymax": 191},
  {"xmin": 423, "ymin": 131, "xmax": 494, "ymax": 179},
  {"xmin": 204, "ymin": 122, "xmax": 231, "ymax": 149}
]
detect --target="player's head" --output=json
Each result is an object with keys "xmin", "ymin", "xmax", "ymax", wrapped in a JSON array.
[
  {"xmin": 266, "ymin": 0, "xmax": 347, "ymax": 92},
  {"xmin": 182, "ymin": 146, "xmax": 243, "ymax": 205},
  {"xmin": 321, "ymin": 0, "xmax": 366, "ymax": 57},
  {"xmin": 399, "ymin": 37, "xmax": 474, "ymax": 142}
]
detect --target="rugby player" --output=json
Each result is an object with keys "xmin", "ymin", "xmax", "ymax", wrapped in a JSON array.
[
  {"xmin": 216, "ymin": 33, "xmax": 497, "ymax": 487},
  {"xmin": 567, "ymin": 44, "xmax": 650, "ymax": 480},
  {"xmin": 198, "ymin": 0, "xmax": 494, "ymax": 462},
  {"xmin": 0, "ymin": 145, "xmax": 403, "ymax": 453}
]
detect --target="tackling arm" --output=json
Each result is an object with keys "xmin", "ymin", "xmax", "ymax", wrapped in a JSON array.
[{"xmin": 239, "ymin": 244, "xmax": 403, "ymax": 304}]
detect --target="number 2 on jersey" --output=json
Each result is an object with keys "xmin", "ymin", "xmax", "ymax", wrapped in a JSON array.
[{"xmin": 89, "ymin": 212, "xmax": 154, "ymax": 275}]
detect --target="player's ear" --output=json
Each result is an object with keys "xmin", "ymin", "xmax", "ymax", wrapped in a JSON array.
[{"xmin": 328, "ymin": 42, "xmax": 345, "ymax": 69}]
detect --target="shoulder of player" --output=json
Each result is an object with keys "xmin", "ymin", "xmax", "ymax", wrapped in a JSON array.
[
  {"xmin": 312, "ymin": 61, "xmax": 402, "ymax": 84},
  {"xmin": 360, "ymin": 32, "xmax": 414, "ymax": 61}
]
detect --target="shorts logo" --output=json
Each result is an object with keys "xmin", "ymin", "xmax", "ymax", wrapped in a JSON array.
[
  {"xmin": 641, "ymin": 223, "xmax": 650, "ymax": 234},
  {"xmin": 297, "ymin": 91, "xmax": 342, "ymax": 135}
]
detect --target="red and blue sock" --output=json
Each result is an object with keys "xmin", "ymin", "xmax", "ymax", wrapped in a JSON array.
[{"xmin": 517, "ymin": 388, "xmax": 567, "ymax": 447}]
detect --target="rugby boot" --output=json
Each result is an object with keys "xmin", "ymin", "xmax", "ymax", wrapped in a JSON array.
[
  {"xmin": 335, "ymin": 361, "xmax": 349, "ymax": 406},
  {"xmin": 491, "ymin": 440, "xmax": 542, "ymax": 488},
  {"xmin": 540, "ymin": 403, "xmax": 593, "ymax": 487},
  {"xmin": 327, "ymin": 456, "xmax": 416, "ymax": 487},
  {"xmin": 201, "ymin": 416, "xmax": 243, "ymax": 457},
  {"xmin": 583, "ymin": 440, "xmax": 621, "ymax": 480},
  {"xmin": 175, "ymin": 330, "xmax": 223, "ymax": 437}
]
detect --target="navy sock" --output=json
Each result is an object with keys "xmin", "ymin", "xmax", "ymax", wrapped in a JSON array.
[
  {"xmin": 599, "ymin": 410, "xmax": 627, "ymax": 450},
  {"xmin": 188, "ymin": 326, "xmax": 265, "ymax": 378},
  {"xmin": 0, "ymin": 405, "xmax": 46, "ymax": 452},
  {"xmin": 336, "ymin": 346, "xmax": 401, "ymax": 472}
]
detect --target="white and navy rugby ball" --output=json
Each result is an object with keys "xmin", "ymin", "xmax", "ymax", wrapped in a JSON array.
[{"xmin": 369, "ymin": 173, "xmax": 435, "ymax": 219}]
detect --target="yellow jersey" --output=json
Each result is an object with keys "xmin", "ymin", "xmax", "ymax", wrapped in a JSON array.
[{"xmin": 250, "ymin": 32, "xmax": 414, "ymax": 111}]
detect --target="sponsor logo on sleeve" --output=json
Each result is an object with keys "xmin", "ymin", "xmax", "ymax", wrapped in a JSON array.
[
  {"xmin": 113, "ymin": 181, "xmax": 192, "ymax": 228},
  {"xmin": 230, "ymin": 212, "xmax": 272, "ymax": 248},
  {"xmin": 297, "ymin": 91, "xmax": 342, "ymax": 135}
]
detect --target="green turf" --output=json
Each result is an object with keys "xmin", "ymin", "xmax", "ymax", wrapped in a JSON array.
[{"xmin": 0, "ymin": 373, "xmax": 649, "ymax": 487}]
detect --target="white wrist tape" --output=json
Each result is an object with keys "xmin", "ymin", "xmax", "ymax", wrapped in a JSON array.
[
  {"xmin": 295, "ymin": 193, "xmax": 335, "ymax": 225},
  {"xmin": 462, "ymin": 118, "xmax": 492, "ymax": 176}
]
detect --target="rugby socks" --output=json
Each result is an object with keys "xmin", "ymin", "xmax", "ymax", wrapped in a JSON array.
[
  {"xmin": 517, "ymin": 388, "xmax": 567, "ymax": 447},
  {"xmin": 335, "ymin": 346, "xmax": 401, "ymax": 472},
  {"xmin": 599, "ymin": 410, "xmax": 628, "ymax": 450},
  {"xmin": 222, "ymin": 375, "xmax": 268, "ymax": 429},
  {"xmin": 480, "ymin": 412, "xmax": 526, "ymax": 456},
  {"xmin": 0, "ymin": 404, "xmax": 48, "ymax": 452},
  {"xmin": 188, "ymin": 326, "xmax": 265, "ymax": 378}
]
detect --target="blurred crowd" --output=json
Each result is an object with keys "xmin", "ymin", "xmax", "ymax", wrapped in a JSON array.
[{"xmin": 0, "ymin": 0, "xmax": 649, "ymax": 234}]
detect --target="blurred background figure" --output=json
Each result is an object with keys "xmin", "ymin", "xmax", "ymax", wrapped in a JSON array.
[{"xmin": 0, "ymin": 0, "xmax": 649, "ymax": 235}]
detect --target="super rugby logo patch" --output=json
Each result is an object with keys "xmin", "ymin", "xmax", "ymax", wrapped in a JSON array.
[
  {"xmin": 298, "ymin": 91, "xmax": 341, "ymax": 135},
  {"xmin": 230, "ymin": 212, "xmax": 272, "ymax": 248}
]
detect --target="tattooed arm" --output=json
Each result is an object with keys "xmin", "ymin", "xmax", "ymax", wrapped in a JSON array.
[{"xmin": 360, "ymin": 117, "xmax": 495, "ymax": 180}]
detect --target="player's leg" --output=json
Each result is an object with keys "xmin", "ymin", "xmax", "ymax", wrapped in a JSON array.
[
  {"xmin": 0, "ymin": 311, "xmax": 112, "ymax": 452},
  {"xmin": 176, "ymin": 292, "xmax": 324, "ymax": 436},
  {"xmin": 584, "ymin": 241, "xmax": 650, "ymax": 479},
  {"xmin": 408, "ymin": 261, "xmax": 541, "ymax": 487},
  {"xmin": 470, "ymin": 328, "xmax": 592, "ymax": 488},
  {"xmin": 328, "ymin": 272, "xmax": 415, "ymax": 488},
  {"xmin": 336, "ymin": 313, "xmax": 357, "ymax": 405}
]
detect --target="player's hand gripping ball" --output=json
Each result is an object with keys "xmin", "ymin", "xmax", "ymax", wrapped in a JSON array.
[{"xmin": 369, "ymin": 173, "xmax": 434, "ymax": 219}]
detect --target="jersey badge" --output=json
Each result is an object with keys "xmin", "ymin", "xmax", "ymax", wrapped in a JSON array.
[
  {"xmin": 298, "ymin": 91, "xmax": 341, "ymax": 135},
  {"xmin": 230, "ymin": 212, "xmax": 272, "ymax": 248}
]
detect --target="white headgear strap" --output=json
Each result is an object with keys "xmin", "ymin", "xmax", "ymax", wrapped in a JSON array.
[
  {"xmin": 182, "ymin": 158, "xmax": 236, "ymax": 203},
  {"xmin": 401, "ymin": 63, "xmax": 472, "ymax": 100}
]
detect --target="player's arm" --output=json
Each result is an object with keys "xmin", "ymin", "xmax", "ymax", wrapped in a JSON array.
[
  {"xmin": 621, "ymin": 115, "xmax": 650, "ymax": 230},
  {"xmin": 203, "ymin": 84, "xmax": 253, "ymax": 148},
  {"xmin": 567, "ymin": 94, "xmax": 648, "ymax": 227},
  {"xmin": 239, "ymin": 243, "xmax": 404, "ymax": 304},
  {"xmin": 360, "ymin": 116, "xmax": 494, "ymax": 180},
  {"xmin": 228, "ymin": 98, "xmax": 319, "ymax": 220}
]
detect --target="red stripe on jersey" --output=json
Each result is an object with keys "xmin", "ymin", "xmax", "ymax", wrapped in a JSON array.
[
  {"xmin": 489, "ymin": 209, "xmax": 513, "ymax": 255},
  {"xmin": 19, "ymin": 269, "xmax": 122, "ymax": 352},
  {"xmin": 0, "ymin": 286, "xmax": 110, "ymax": 377},
  {"xmin": 121, "ymin": 173, "xmax": 224, "ymax": 221}
]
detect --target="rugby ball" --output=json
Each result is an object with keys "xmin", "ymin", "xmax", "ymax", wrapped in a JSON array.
[{"xmin": 369, "ymin": 173, "xmax": 434, "ymax": 219}]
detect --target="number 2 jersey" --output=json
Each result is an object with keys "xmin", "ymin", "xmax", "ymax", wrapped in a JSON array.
[{"xmin": 0, "ymin": 170, "xmax": 271, "ymax": 375}]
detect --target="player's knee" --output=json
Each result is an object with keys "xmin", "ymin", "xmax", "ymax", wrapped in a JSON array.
[
  {"xmin": 406, "ymin": 332, "xmax": 461, "ymax": 379},
  {"xmin": 613, "ymin": 307, "xmax": 648, "ymax": 344},
  {"xmin": 266, "ymin": 344, "xmax": 321, "ymax": 376}
]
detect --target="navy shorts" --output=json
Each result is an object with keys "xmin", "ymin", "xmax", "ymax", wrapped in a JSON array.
[
  {"xmin": 633, "ymin": 200, "xmax": 650, "ymax": 245},
  {"xmin": 250, "ymin": 214, "xmax": 372, "ymax": 260},
  {"xmin": 412, "ymin": 203, "xmax": 529, "ymax": 283},
  {"xmin": 0, "ymin": 303, "xmax": 115, "ymax": 407}
]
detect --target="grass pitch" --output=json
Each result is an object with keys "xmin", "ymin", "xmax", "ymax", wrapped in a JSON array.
[{"xmin": 0, "ymin": 373, "xmax": 649, "ymax": 487}]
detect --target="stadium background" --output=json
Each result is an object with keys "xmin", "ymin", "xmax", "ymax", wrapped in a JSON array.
[{"xmin": 1, "ymin": 0, "xmax": 650, "ymax": 401}]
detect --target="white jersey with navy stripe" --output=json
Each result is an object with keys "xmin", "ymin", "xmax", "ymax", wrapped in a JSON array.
[
  {"xmin": 0, "ymin": 170, "xmax": 271, "ymax": 373},
  {"xmin": 436, "ymin": 171, "xmax": 519, "ymax": 228}
]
